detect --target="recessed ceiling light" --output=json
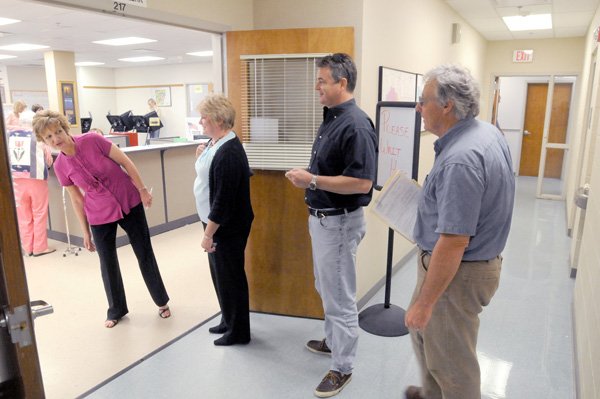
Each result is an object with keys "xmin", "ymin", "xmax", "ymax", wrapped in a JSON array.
[
  {"xmin": 93, "ymin": 37, "xmax": 156, "ymax": 46},
  {"xmin": 0, "ymin": 17, "xmax": 20, "ymax": 26},
  {"xmin": 503, "ymin": 14, "xmax": 552, "ymax": 31},
  {"xmin": 0, "ymin": 54, "xmax": 17, "ymax": 60},
  {"xmin": 118, "ymin": 56, "xmax": 164, "ymax": 62},
  {"xmin": 187, "ymin": 51, "xmax": 213, "ymax": 57},
  {"xmin": 75, "ymin": 61, "xmax": 105, "ymax": 66},
  {"xmin": 0, "ymin": 43, "xmax": 49, "ymax": 51}
]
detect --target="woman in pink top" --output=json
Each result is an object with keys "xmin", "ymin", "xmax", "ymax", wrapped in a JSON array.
[
  {"xmin": 33, "ymin": 110, "xmax": 171, "ymax": 328},
  {"xmin": 6, "ymin": 100, "xmax": 27, "ymax": 129},
  {"xmin": 9, "ymin": 111, "xmax": 54, "ymax": 256}
]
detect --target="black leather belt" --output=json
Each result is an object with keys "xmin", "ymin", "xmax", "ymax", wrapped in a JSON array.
[{"xmin": 308, "ymin": 206, "xmax": 359, "ymax": 217}]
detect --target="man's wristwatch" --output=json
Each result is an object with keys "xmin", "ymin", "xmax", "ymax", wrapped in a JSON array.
[{"xmin": 308, "ymin": 175, "xmax": 318, "ymax": 191}]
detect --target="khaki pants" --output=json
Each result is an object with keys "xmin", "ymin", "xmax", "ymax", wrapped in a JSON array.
[{"xmin": 409, "ymin": 250, "xmax": 501, "ymax": 399}]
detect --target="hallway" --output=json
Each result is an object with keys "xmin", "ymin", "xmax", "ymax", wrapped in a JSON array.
[{"xmin": 77, "ymin": 176, "xmax": 575, "ymax": 398}]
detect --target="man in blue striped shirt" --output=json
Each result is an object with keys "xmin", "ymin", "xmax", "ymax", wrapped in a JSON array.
[{"xmin": 405, "ymin": 64, "xmax": 515, "ymax": 399}]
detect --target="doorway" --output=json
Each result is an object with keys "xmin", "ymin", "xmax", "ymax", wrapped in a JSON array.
[
  {"xmin": 1, "ymin": 1, "xmax": 226, "ymax": 397},
  {"xmin": 495, "ymin": 75, "xmax": 577, "ymax": 199}
]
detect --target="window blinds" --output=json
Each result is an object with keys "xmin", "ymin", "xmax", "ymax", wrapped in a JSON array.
[{"xmin": 240, "ymin": 54, "xmax": 326, "ymax": 170}]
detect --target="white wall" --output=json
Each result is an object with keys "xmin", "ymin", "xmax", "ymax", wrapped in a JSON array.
[
  {"xmin": 77, "ymin": 62, "xmax": 213, "ymax": 136},
  {"xmin": 6, "ymin": 66, "xmax": 47, "ymax": 92},
  {"xmin": 572, "ymin": 5, "xmax": 600, "ymax": 399}
]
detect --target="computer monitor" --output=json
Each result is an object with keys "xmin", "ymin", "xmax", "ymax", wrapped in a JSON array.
[
  {"xmin": 80, "ymin": 117, "xmax": 92, "ymax": 133},
  {"xmin": 130, "ymin": 115, "xmax": 149, "ymax": 132},
  {"xmin": 106, "ymin": 113, "xmax": 126, "ymax": 132},
  {"xmin": 120, "ymin": 110, "xmax": 134, "ymax": 131}
]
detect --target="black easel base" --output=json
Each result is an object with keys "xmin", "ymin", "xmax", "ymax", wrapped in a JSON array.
[{"xmin": 359, "ymin": 303, "xmax": 409, "ymax": 337}]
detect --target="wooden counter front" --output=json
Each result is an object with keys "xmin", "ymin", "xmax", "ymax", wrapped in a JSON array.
[{"xmin": 246, "ymin": 170, "xmax": 324, "ymax": 319}]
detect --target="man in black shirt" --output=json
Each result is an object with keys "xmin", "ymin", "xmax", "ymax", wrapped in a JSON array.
[{"xmin": 286, "ymin": 53, "xmax": 377, "ymax": 398}]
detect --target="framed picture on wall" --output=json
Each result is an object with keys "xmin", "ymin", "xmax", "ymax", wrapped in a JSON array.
[
  {"xmin": 153, "ymin": 86, "xmax": 171, "ymax": 107},
  {"xmin": 59, "ymin": 81, "xmax": 78, "ymax": 127}
]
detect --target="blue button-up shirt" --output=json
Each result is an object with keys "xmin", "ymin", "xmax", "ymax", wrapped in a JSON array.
[{"xmin": 413, "ymin": 118, "xmax": 515, "ymax": 261}]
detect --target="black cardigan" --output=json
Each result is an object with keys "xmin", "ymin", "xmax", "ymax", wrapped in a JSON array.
[{"xmin": 207, "ymin": 136, "xmax": 254, "ymax": 236}]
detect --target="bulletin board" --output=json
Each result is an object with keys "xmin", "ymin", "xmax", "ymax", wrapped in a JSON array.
[
  {"xmin": 378, "ymin": 66, "xmax": 418, "ymax": 102},
  {"xmin": 375, "ymin": 101, "xmax": 421, "ymax": 189}
]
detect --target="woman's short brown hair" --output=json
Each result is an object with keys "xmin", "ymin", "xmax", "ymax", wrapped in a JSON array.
[
  {"xmin": 197, "ymin": 94, "xmax": 235, "ymax": 131},
  {"xmin": 32, "ymin": 110, "xmax": 70, "ymax": 142}
]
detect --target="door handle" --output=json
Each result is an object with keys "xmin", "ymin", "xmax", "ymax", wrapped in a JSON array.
[
  {"xmin": 0, "ymin": 300, "xmax": 53, "ymax": 346},
  {"xmin": 30, "ymin": 300, "xmax": 53, "ymax": 319},
  {"xmin": 0, "ymin": 301, "xmax": 53, "ymax": 328},
  {"xmin": 523, "ymin": 130, "xmax": 531, "ymax": 136}
]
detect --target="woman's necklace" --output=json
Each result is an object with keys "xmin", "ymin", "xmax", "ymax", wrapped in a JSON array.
[{"xmin": 210, "ymin": 132, "xmax": 227, "ymax": 147}]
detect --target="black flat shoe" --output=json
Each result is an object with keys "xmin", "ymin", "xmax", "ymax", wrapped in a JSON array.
[
  {"xmin": 208, "ymin": 324, "xmax": 227, "ymax": 334},
  {"xmin": 213, "ymin": 335, "xmax": 250, "ymax": 346}
]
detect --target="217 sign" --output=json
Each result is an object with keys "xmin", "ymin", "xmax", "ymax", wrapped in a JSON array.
[{"xmin": 113, "ymin": 2, "xmax": 126, "ymax": 11}]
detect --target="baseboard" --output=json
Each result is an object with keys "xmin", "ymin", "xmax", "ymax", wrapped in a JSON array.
[{"xmin": 572, "ymin": 300, "xmax": 580, "ymax": 399}]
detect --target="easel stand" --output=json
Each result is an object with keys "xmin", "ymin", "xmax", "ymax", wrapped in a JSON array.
[
  {"xmin": 359, "ymin": 100, "xmax": 421, "ymax": 338},
  {"xmin": 358, "ymin": 228, "xmax": 409, "ymax": 337},
  {"xmin": 61, "ymin": 187, "xmax": 81, "ymax": 257}
]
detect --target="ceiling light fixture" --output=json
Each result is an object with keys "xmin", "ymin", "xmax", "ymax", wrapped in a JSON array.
[
  {"xmin": 118, "ymin": 56, "xmax": 164, "ymax": 62},
  {"xmin": 75, "ymin": 61, "xmax": 105, "ymax": 66},
  {"xmin": 0, "ymin": 54, "xmax": 17, "ymax": 60},
  {"xmin": 187, "ymin": 51, "xmax": 213, "ymax": 57},
  {"xmin": 93, "ymin": 37, "xmax": 156, "ymax": 46},
  {"xmin": 503, "ymin": 13, "xmax": 552, "ymax": 31},
  {"xmin": 0, "ymin": 43, "xmax": 49, "ymax": 51},
  {"xmin": 0, "ymin": 17, "xmax": 20, "ymax": 26}
]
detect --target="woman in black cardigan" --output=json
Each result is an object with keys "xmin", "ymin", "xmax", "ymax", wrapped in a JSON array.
[{"xmin": 193, "ymin": 94, "xmax": 254, "ymax": 346}]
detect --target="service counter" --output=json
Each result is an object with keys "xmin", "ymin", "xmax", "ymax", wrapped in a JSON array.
[{"xmin": 47, "ymin": 141, "xmax": 200, "ymax": 247}]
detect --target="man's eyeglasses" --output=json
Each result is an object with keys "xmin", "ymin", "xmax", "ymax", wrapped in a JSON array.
[{"xmin": 418, "ymin": 96, "xmax": 434, "ymax": 107}]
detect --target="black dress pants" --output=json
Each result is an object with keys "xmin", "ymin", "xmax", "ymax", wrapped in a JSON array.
[
  {"xmin": 91, "ymin": 203, "xmax": 169, "ymax": 320},
  {"xmin": 204, "ymin": 224, "xmax": 251, "ymax": 340}
]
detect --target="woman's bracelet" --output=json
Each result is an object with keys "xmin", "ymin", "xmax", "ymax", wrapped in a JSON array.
[{"xmin": 203, "ymin": 235, "xmax": 213, "ymax": 241}]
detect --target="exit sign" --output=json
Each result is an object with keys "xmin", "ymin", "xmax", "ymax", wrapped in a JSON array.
[{"xmin": 513, "ymin": 49, "xmax": 533, "ymax": 63}]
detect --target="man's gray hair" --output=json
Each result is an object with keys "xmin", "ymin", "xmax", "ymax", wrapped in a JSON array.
[{"xmin": 425, "ymin": 64, "xmax": 480, "ymax": 120}]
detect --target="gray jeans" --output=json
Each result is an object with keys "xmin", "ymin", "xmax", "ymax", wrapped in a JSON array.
[
  {"xmin": 308, "ymin": 207, "xmax": 366, "ymax": 375},
  {"xmin": 410, "ymin": 250, "xmax": 501, "ymax": 399}
]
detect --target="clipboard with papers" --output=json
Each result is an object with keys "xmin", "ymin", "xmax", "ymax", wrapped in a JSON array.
[{"xmin": 371, "ymin": 170, "xmax": 422, "ymax": 243}]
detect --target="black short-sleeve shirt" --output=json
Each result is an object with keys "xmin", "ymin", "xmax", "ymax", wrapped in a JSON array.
[{"xmin": 305, "ymin": 98, "xmax": 378, "ymax": 209}]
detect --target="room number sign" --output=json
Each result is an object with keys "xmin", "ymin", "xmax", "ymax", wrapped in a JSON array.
[{"xmin": 113, "ymin": 0, "xmax": 146, "ymax": 12}]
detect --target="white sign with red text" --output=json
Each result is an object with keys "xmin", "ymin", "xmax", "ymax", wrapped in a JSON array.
[{"xmin": 513, "ymin": 49, "xmax": 534, "ymax": 63}]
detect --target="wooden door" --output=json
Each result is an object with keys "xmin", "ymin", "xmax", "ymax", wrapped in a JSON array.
[
  {"xmin": 519, "ymin": 83, "xmax": 572, "ymax": 177},
  {"xmin": 0, "ymin": 109, "xmax": 45, "ymax": 396}
]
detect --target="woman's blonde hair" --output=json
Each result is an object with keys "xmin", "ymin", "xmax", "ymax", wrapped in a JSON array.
[
  {"xmin": 197, "ymin": 94, "xmax": 235, "ymax": 131},
  {"xmin": 32, "ymin": 110, "xmax": 70, "ymax": 142},
  {"xmin": 13, "ymin": 100, "xmax": 27, "ymax": 114}
]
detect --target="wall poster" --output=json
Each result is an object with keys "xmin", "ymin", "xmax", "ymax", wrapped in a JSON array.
[
  {"xmin": 153, "ymin": 86, "xmax": 171, "ymax": 107},
  {"xmin": 59, "ymin": 81, "xmax": 78, "ymax": 127}
]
